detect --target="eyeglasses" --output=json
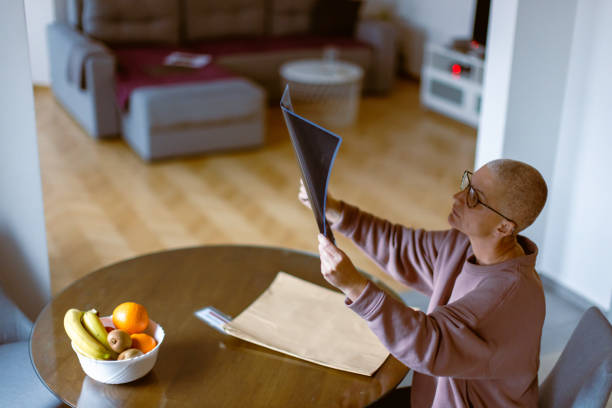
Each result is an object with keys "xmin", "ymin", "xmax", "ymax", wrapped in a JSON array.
[{"xmin": 460, "ymin": 171, "xmax": 516, "ymax": 226}]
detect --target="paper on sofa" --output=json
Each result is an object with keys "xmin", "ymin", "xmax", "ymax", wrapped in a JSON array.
[{"xmin": 164, "ymin": 51, "xmax": 211, "ymax": 68}]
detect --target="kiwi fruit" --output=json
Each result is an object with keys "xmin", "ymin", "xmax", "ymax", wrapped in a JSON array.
[
  {"xmin": 107, "ymin": 329, "xmax": 132, "ymax": 353},
  {"xmin": 118, "ymin": 348, "xmax": 144, "ymax": 360}
]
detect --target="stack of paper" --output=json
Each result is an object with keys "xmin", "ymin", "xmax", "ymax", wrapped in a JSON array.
[{"xmin": 223, "ymin": 272, "xmax": 390, "ymax": 376}]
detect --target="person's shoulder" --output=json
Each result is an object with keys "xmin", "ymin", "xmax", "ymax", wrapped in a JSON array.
[
  {"xmin": 481, "ymin": 267, "xmax": 522, "ymax": 289},
  {"xmin": 481, "ymin": 264, "xmax": 544, "ymax": 307},
  {"xmin": 485, "ymin": 268, "xmax": 545, "ymax": 324}
]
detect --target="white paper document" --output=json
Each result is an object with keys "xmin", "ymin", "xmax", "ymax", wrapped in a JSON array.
[{"xmin": 164, "ymin": 51, "xmax": 211, "ymax": 68}]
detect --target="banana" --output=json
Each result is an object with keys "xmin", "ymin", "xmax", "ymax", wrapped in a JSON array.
[
  {"xmin": 82, "ymin": 309, "xmax": 113, "ymax": 351},
  {"xmin": 63, "ymin": 308, "xmax": 117, "ymax": 360}
]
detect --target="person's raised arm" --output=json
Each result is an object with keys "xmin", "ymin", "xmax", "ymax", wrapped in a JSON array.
[
  {"xmin": 298, "ymin": 180, "xmax": 449, "ymax": 296},
  {"xmin": 349, "ymin": 275, "xmax": 523, "ymax": 379}
]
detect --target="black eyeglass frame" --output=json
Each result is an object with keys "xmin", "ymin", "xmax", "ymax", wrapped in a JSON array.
[{"xmin": 461, "ymin": 170, "xmax": 517, "ymax": 227}]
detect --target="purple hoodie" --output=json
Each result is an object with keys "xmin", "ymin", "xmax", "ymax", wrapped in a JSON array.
[{"xmin": 334, "ymin": 203, "xmax": 545, "ymax": 407}]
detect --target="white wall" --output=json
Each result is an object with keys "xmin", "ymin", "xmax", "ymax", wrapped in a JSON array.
[
  {"xmin": 476, "ymin": 0, "xmax": 578, "ymax": 247},
  {"xmin": 24, "ymin": 0, "xmax": 54, "ymax": 85},
  {"xmin": 394, "ymin": 0, "xmax": 476, "ymax": 77},
  {"xmin": 474, "ymin": 0, "xmax": 518, "ymax": 163},
  {"xmin": 0, "ymin": 0, "xmax": 51, "ymax": 320},
  {"xmin": 476, "ymin": 0, "xmax": 612, "ymax": 309},
  {"xmin": 540, "ymin": 0, "xmax": 612, "ymax": 309}
]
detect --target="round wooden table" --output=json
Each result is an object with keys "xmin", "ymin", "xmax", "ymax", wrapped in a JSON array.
[{"xmin": 31, "ymin": 245, "xmax": 395, "ymax": 407}]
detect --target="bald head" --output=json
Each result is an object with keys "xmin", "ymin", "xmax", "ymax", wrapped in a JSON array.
[{"xmin": 485, "ymin": 159, "xmax": 548, "ymax": 232}]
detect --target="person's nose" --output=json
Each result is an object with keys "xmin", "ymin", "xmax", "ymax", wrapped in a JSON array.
[{"xmin": 452, "ymin": 190, "xmax": 464, "ymax": 202}]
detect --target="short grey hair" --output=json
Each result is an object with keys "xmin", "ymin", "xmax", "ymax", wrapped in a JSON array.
[{"xmin": 486, "ymin": 159, "xmax": 548, "ymax": 232}]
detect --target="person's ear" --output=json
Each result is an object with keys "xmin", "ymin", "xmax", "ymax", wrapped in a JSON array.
[{"xmin": 496, "ymin": 220, "xmax": 515, "ymax": 237}]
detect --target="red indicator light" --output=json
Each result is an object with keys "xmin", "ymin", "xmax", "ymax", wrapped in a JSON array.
[{"xmin": 451, "ymin": 64, "xmax": 462, "ymax": 75}]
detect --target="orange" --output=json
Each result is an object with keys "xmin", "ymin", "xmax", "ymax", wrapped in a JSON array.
[
  {"xmin": 130, "ymin": 333, "xmax": 157, "ymax": 354},
  {"xmin": 112, "ymin": 302, "xmax": 149, "ymax": 334}
]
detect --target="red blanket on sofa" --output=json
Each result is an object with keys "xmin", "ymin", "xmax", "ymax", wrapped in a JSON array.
[
  {"xmin": 112, "ymin": 36, "xmax": 370, "ymax": 111},
  {"xmin": 113, "ymin": 47, "xmax": 236, "ymax": 110}
]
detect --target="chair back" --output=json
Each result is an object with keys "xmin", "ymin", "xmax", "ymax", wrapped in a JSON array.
[
  {"xmin": 0, "ymin": 285, "xmax": 32, "ymax": 344},
  {"xmin": 539, "ymin": 306, "xmax": 612, "ymax": 408}
]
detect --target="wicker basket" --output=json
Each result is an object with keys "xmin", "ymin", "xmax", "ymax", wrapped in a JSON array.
[{"xmin": 280, "ymin": 59, "xmax": 364, "ymax": 127}]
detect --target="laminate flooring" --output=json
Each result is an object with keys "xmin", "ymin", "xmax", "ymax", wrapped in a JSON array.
[
  {"xmin": 34, "ymin": 79, "xmax": 610, "ymax": 406},
  {"xmin": 34, "ymin": 79, "xmax": 476, "ymax": 295}
]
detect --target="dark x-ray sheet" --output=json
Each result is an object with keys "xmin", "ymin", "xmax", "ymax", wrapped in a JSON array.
[{"xmin": 280, "ymin": 85, "xmax": 342, "ymax": 243}]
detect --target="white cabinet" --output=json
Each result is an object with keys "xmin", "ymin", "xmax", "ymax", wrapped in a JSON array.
[{"xmin": 420, "ymin": 42, "xmax": 484, "ymax": 127}]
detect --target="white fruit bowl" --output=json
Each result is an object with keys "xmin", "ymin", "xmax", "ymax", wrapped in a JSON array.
[{"xmin": 71, "ymin": 316, "xmax": 165, "ymax": 384}]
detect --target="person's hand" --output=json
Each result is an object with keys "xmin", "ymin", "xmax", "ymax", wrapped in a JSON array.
[
  {"xmin": 298, "ymin": 179, "xmax": 341, "ymax": 224},
  {"xmin": 318, "ymin": 234, "xmax": 368, "ymax": 301},
  {"xmin": 298, "ymin": 179, "xmax": 312, "ymax": 209}
]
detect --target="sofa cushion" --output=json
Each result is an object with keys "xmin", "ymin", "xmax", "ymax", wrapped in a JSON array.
[
  {"xmin": 81, "ymin": 0, "xmax": 180, "ymax": 44},
  {"xmin": 127, "ymin": 79, "xmax": 264, "ymax": 130},
  {"xmin": 267, "ymin": 0, "xmax": 318, "ymax": 36},
  {"xmin": 310, "ymin": 0, "xmax": 362, "ymax": 37},
  {"xmin": 190, "ymin": 35, "xmax": 370, "ymax": 56},
  {"xmin": 122, "ymin": 79, "xmax": 265, "ymax": 160},
  {"xmin": 184, "ymin": 0, "xmax": 265, "ymax": 42}
]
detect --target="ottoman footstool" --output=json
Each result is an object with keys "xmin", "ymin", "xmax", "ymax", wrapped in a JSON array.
[{"xmin": 122, "ymin": 78, "xmax": 266, "ymax": 161}]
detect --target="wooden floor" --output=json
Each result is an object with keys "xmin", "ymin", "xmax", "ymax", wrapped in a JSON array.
[{"xmin": 34, "ymin": 79, "xmax": 477, "ymax": 296}]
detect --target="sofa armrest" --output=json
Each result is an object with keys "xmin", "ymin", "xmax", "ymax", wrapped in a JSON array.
[
  {"xmin": 356, "ymin": 19, "xmax": 398, "ymax": 94},
  {"xmin": 47, "ymin": 22, "xmax": 120, "ymax": 138}
]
